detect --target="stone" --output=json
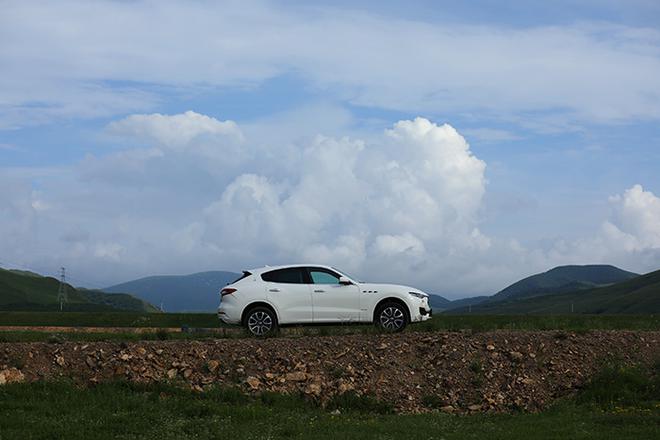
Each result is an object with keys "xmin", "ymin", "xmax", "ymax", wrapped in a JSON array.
[
  {"xmin": 246, "ymin": 376, "xmax": 261, "ymax": 390},
  {"xmin": 304, "ymin": 383, "xmax": 321, "ymax": 396},
  {"xmin": 509, "ymin": 351, "xmax": 524, "ymax": 361},
  {"xmin": 338, "ymin": 381, "xmax": 354, "ymax": 394},
  {"xmin": 0, "ymin": 368, "xmax": 25, "ymax": 385},
  {"xmin": 207, "ymin": 360, "xmax": 220, "ymax": 372},
  {"xmin": 285, "ymin": 371, "xmax": 308, "ymax": 381}
]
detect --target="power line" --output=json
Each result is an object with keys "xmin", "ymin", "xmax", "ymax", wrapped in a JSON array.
[
  {"xmin": 1, "ymin": 258, "xmax": 106, "ymax": 290},
  {"xmin": 57, "ymin": 267, "xmax": 68, "ymax": 311}
]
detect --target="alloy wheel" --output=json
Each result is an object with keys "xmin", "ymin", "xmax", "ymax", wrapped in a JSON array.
[
  {"xmin": 379, "ymin": 306, "xmax": 405, "ymax": 331},
  {"xmin": 247, "ymin": 310, "xmax": 273, "ymax": 336}
]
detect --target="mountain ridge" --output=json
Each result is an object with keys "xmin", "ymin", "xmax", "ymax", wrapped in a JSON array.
[
  {"xmin": 105, "ymin": 271, "xmax": 241, "ymax": 312},
  {"xmin": 447, "ymin": 266, "xmax": 658, "ymax": 315},
  {"xmin": 0, "ymin": 267, "xmax": 158, "ymax": 313}
]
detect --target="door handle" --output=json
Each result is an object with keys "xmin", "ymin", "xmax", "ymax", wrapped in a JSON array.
[
  {"xmin": 269, "ymin": 288, "xmax": 280, "ymax": 292},
  {"xmin": 314, "ymin": 289, "xmax": 325, "ymax": 293}
]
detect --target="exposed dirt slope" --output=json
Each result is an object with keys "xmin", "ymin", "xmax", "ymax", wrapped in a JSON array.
[{"xmin": 1, "ymin": 330, "xmax": 658, "ymax": 413}]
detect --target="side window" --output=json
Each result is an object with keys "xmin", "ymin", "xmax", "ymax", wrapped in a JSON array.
[
  {"xmin": 261, "ymin": 268, "xmax": 305, "ymax": 284},
  {"xmin": 309, "ymin": 269, "xmax": 341, "ymax": 284}
]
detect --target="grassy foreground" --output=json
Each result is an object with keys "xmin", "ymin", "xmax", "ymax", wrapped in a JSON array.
[{"xmin": 0, "ymin": 364, "xmax": 658, "ymax": 440}]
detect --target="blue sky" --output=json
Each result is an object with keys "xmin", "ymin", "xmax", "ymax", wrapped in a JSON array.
[{"xmin": 1, "ymin": 0, "xmax": 660, "ymax": 296}]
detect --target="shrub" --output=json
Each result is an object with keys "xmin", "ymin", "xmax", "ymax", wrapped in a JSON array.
[
  {"xmin": 576, "ymin": 363, "xmax": 658, "ymax": 408},
  {"xmin": 155, "ymin": 329, "xmax": 170, "ymax": 340},
  {"xmin": 421, "ymin": 394, "xmax": 444, "ymax": 409}
]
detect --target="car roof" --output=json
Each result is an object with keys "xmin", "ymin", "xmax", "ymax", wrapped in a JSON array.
[{"xmin": 245, "ymin": 264, "xmax": 337, "ymax": 275}]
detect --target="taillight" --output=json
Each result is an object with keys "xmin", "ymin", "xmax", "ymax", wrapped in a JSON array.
[{"xmin": 221, "ymin": 288, "xmax": 236, "ymax": 297}]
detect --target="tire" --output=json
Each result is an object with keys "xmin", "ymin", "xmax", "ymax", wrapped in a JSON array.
[
  {"xmin": 374, "ymin": 301, "xmax": 408, "ymax": 332},
  {"xmin": 244, "ymin": 306, "xmax": 278, "ymax": 337}
]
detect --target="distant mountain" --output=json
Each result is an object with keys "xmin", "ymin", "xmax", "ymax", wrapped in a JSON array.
[
  {"xmin": 459, "ymin": 268, "xmax": 660, "ymax": 315},
  {"xmin": 105, "ymin": 271, "xmax": 241, "ymax": 312},
  {"xmin": 445, "ymin": 296, "xmax": 490, "ymax": 310},
  {"xmin": 427, "ymin": 294, "xmax": 490, "ymax": 311},
  {"xmin": 490, "ymin": 265, "xmax": 638, "ymax": 301},
  {"xmin": 445, "ymin": 265, "xmax": 639, "ymax": 314},
  {"xmin": 427, "ymin": 294, "xmax": 452, "ymax": 310},
  {"xmin": 0, "ymin": 267, "xmax": 158, "ymax": 312}
]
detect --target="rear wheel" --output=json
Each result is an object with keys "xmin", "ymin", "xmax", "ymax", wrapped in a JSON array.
[
  {"xmin": 244, "ymin": 306, "xmax": 278, "ymax": 337},
  {"xmin": 375, "ymin": 301, "xmax": 408, "ymax": 332}
]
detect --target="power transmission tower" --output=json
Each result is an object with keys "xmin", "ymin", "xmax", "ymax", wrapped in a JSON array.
[{"xmin": 58, "ymin": 267, "xmax": 68, "ymax": 311}]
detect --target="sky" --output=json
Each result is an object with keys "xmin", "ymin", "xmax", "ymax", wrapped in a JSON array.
[{"xmin": 1, "ymin": 0, "xmax": 660, "ymax": 298}]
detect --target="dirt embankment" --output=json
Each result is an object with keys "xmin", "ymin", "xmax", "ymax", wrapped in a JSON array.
[{"xmin": 1, "ymin": 330, "xmax": 658, "ymax": 413}]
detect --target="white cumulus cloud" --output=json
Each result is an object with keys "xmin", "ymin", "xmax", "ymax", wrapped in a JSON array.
[
  {"xmin": 189, "ymin": 116, "xmax": 489, "ymax": 290},
  {"xmin": 607, "ymin": 184, "xmax": 660, "ymax": 249},
  {"xmin": 2, "ymin": 110, "xmax": 659, "ymax": 295}
]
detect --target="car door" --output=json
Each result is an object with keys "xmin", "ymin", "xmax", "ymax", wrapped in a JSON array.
[
  {"xmin": 306, "ymin": 267, "xmax": 361, "ymax": 323},
  {"xmin": 261, "ymin": 267, "xmax": 313, "ymax": 324}
]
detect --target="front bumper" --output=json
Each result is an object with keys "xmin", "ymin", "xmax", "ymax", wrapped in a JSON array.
[{"xmin": 410, "ymin": 299, "xmax": 432, "ymax": 322}]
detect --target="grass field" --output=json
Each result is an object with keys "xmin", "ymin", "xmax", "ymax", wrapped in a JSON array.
[
  {"xmin": 0, "ymin": 312, "xmax": 658, "ymax": 343},
  {"xmin": 0, "ymin": 311, "xmax": 220, "ymax": 328},
  {"xmin": 1, "ymin": 311, "xmax": 658, "ymax": 330},
  {"xmin": 0, "ymin": 363, "xmax": 657, "ymax": 440},
  {"xmin": 0, "ymin": 330, "xmax": 221, "ymax": 343}
]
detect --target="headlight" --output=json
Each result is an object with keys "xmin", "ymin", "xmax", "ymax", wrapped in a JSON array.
[{"xmin": 408, "ymin": 291, "xmax": 428, "ymax": 300}]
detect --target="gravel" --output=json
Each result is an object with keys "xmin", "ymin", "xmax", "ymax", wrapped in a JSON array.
[{"xmin": 1, "ymin": 330, "xmax": 658, "ymax": 413}]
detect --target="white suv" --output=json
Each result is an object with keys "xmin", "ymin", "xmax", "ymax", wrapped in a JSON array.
[{"xmin": 218, "ymin": 264, "xmax": 432, "ymax": 336}]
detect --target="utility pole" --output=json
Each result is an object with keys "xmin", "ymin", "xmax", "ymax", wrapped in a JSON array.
[{"xmin": 58, "ymin": 267, "xmax": 67, "ymax": 311}]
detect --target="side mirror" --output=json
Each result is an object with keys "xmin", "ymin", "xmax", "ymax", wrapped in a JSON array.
[{"xmin": 338, "ymin": 276, "xmax": 352, "ymax": 285}]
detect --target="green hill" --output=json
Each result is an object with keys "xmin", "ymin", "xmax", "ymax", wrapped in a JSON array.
[
  {"xmin": 490, "ymin": 265, "xmax": 638, "ymax": 301},
  {"xmin": 456, "ymin": 268, "xmax": 660, "ymax": 315},
  {"xmin": 104, "ymin": 271, "xmax": 241, "ymax": 312},
  {"xmin": 0, "ymin": 268, "xmax": 158, "ymax": 313},
  {"xmin": 427, "ymin": 294, "xmax": 452, "ymax": 310}
]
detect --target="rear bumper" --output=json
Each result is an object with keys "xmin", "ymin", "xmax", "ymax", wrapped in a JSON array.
[{"xmin": 218, "ymin": 302, "xmax": 242, "ymax": 325}]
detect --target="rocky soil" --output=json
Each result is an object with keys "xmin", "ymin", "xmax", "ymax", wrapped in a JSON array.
[{"xmin": 1, "ymin": 330, "xmax": 658, "ymax": 413}]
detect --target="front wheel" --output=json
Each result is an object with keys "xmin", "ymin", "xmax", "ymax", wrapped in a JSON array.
[
  {"xmin": 244, "ymin": 306, "xmax": 278, "ymax": 337},
  {"xmin": 375, "ymin": 302, "xmax": 408, "ymax": 332}
]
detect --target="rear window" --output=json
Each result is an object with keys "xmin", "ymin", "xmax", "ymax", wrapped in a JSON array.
[
  {"xmin": 230, "ymin": 271, "xmax": 251, "ymax": 284},
  {"xmin": 261, "ymin": 268, "xmax": 305, "ymax": 284}
]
